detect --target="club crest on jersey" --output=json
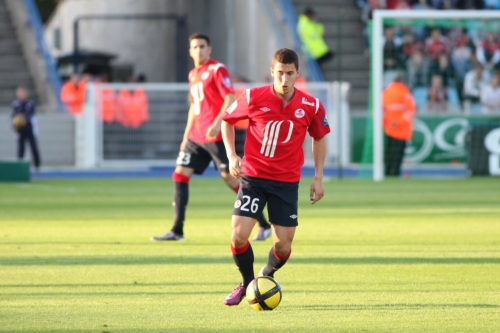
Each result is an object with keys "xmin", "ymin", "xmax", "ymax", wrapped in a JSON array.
[
  {"xmin": 322, "ymin": 115, "xmax": 329, "ymax": 126},
  {"xmin": 294, "ymin": 109, "xmax": 305, "ymax": 118},
  {"xmin": 302, "ymin": 97, "xmax": 314, "ymax": 106},
  {"xmin": 234, "ymin": 200, "xmax": 242, "ymax": 208},
  {"xmin": 223, "ymin": 77, "xmax": 232, "ymax": 88},
  {"xmin": 201, "ymin": 72, "xmax": 209, "ymax": 80},
  {"xmin": 260, "ymin": 107, "xmax": 270, "ymax": 112}
]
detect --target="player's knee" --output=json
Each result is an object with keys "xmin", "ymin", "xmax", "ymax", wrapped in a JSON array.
[
  {"xmin": 274, "ymin": 243, "xmax": 291, "ymax": 258},
  {"xmin": 230, "ymin": 234, "xmax": 248, "ymax": 249},
  {"xmin": 174, "ymin": 165, "xmax": 194, "ymax": 176}
]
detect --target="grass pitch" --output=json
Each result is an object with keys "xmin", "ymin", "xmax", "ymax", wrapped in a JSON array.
[{"xmin": 0, "ymin": 177, "xmax": 499, "ymax": 332}]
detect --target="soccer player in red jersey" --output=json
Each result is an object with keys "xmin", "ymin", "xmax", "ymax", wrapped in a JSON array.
[
  {"xmin": 152, "ymin": 33, "xmax": 270, "ymax": 242},
  {"xmin": 221, "ymin": 48, "xmax": 330, "ymax": 305}
]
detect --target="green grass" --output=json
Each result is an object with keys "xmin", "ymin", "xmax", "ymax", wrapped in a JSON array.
[{"xmin": 0, "ymin": 177, "xmax": 499, "ymax": 332}]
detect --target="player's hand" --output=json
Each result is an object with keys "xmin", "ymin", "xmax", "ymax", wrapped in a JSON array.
[
  {"xmin": 228, "ymin": 154, "xmax": 243, "ymax": 179},
  {"xmin": 206, "ymin": 122, "xmax": 221, "ymax": 140},
  {"xmin": 309, "ymin": 178, "xmax": 324, "ymax": 205}
]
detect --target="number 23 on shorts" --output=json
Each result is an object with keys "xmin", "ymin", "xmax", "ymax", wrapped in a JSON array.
[{"xmin": 176, "ymin": 152, "xmax": 191, "ymax": 165}]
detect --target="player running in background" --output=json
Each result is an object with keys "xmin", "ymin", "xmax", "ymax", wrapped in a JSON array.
[
  {"xmin": 152, "ymin": 33, "xmax": 270, "ymax": 242},
  {"xmin": 221, "ymin": 48, "xmax": 330, "ymax": 305}
]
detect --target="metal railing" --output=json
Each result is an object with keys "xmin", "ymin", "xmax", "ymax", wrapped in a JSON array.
[
  {"xmin": 278, "ymin": 0, "xmax": 324, "ymax": 82},
  {"xmin": 23, "ymin": 0, "xmax": 62, "ymax": 108}
]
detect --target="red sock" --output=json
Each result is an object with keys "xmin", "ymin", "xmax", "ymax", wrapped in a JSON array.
[
  {"xmin": 231, "ymin": 241, "xmax": 250, "ymax": 255},
  {"xmin": 172, "ymin": 172, "xmax": 190, "ymax": 184},
  {"xmin": 273, "ymin": 247, "xmax": 292, "ymax": 261},
  {"xmin": 231, "ymin": 241, "xmax": 254, "ymax": 287}
]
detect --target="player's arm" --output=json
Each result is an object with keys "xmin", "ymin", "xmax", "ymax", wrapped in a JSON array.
[
  {"xmin": 310, "ymin": 137, "xmax": 326, "ymax": 205},
  {"xmin": 221, "ymin": 120, "xmax": 242, "ymax": 179},
  {"xmin": 206, "ymin": 93, "xmax": 235, "ymax": 140},
  {"xmin": 180, "ymin": 104, "xmax": 196, "ymax": 151}
]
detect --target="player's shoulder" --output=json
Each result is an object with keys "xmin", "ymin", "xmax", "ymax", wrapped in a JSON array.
[
  {"xmin": 207, "ymin": 59, "xmax": 228, "ymax": 73},
  {"xmin": 240, "ymin": 85, "xmax": 272, "ymax": 105},
  {"xmin": 11, "ymin": 100, "xmax": 20, "ymax": 108},
  {"xmin": 248, "ymin": 85, "xmax": 272, "ymax": 99},
  {"xmin": 294, "ymin": 88, "xmax": 323, "ymax": 113}
]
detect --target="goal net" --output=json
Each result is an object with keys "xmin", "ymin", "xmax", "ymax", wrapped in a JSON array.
[{"xmin": 364, "ymin": 10, "xmax": 500, "ymax": 181}]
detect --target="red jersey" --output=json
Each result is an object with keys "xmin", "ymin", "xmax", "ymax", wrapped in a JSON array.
[
  {"xmin": 425, "ymin": 37, "xmax": 448, "ymax": 60},
  {"xmin": 222, "ymin": 85, "xmax": 330, "ymax": 183},
  {"xmin": 188, "ymin": 59, "xmax": 234, "ymax": 144},
  {"xmin": 482, "ymin": 39, "xmax": 500, "ymax": 54}
]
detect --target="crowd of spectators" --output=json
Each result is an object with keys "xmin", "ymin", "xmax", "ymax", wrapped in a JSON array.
[{"xmin": 359, "ymin": 0, "xmax": 500, "ymax": 114}]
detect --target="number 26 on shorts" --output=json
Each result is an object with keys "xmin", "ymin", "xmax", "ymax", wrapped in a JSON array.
[{"xmin": 240, "ymin": 195, "xmax": 260, "ymax": 213}]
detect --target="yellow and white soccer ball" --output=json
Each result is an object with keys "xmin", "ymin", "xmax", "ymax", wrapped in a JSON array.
[{"xmin": 246, "ymin": 276, "xmax": 282, "ymax": 311}]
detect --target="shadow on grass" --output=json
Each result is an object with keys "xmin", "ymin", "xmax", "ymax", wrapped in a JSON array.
[
  {"xmin": 0, "ymin": 328, "xmax": 266, "ymax": 333},
  {"xmin": 0, "ymin": 282, "xmax": 228, "ymax": 288},
  {"xmin": 0, "ymin": 256, "xmax": 499, "ymax": 266},
  {"xmin": 0, "ymin": 290, "xmax": 227, "ymax": 297},
  {"xmin": 294, "ymin": 303, "xmax": 500, "ymax": 311}
]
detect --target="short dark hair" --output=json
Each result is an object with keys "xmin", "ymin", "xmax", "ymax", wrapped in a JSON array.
[
  {"xmin": 189, "ymin": 33, "xmax": 210, "ymax": 46},
  {"xmin": 272, "ymin": 48, "xmax": 299, "ymax": 70}
]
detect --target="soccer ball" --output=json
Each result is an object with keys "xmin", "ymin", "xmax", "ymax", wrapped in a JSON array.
[
  {"xmin": 246, "ymin": 276, "xmax": 282, "ymax": 311},
  {"xmin": 12, "ymin": 114, "xmax": 27, "ymax": 130}
]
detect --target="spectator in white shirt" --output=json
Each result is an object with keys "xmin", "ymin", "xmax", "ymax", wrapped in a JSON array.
[
  {"xmin": 480, "ymin": 74, "xmax": 500, "ymax": 113},
  {"xmin": 463, "ymin": 65, "xmax": 489, "ymax": 103}
]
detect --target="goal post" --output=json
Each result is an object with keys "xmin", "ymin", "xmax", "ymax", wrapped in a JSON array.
[{"xmin": 372, "ymin": 10, "xmax": 500, "ymax": 181}]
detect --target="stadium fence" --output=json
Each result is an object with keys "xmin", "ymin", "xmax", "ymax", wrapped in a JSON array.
[{"xmin": 76, "ymin": 82, "xmax": 350, "ymax": 169}]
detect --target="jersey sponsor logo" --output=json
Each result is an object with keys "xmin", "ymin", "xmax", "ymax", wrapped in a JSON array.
[
  {"xmin": 322, "ymin": 115, "xmax": 328, "ymax": 126},
  {"xmin": 223, "ymin": 77, "xmax": 232, "ymax": 88},
  {"xmin": 234, "ymin": 200, "xmax": 242, "ymax": 208},
  {"xmin": 289, "ymin": 214, "xmax": 297, "ymax": 219},
  {"xmin": 294, "ymin": 109, "xmax": 305, "ymax": 118},
  {"xmin": 260, "ymin": 107, "xmax": 271, "ymax": 112},
  {"xmin": 260, "ymin": 120, "xmax": 294, "ymax": 158},
  {"xmin": 302, "ymin": 97, "xmax": 314, "ymax": 106},
  {"xmin": 226, "ymin": 101, "xmax": 237, "ymax": 114},
  {"xmin": 201, "ymin": 72, "xmax": 209, "ymax": 80}
]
